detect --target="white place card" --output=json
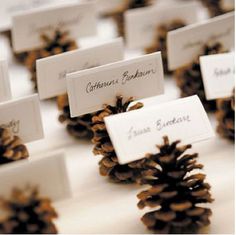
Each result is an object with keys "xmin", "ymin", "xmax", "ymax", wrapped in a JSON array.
[
  {"xmin": 37, "ymin": 38, "xmax": 124, "ymax": 99},
  {"xmin": 0, "ymin": 152, "xmax": 71, "ymax": 201},
  {"xmin": 12, "ymin": 2, "xmax": 97, "ymax": 52},
  {"xmin": 125, "ymin": 2, "xmax": 200, "ymax": 49},
  {"xmin": 200, "ymin": 52, "xmax": 235, "ymax": 100},
  {"xmin": 67, "ymin": 52, "xmax": 164, "ymax": 117},
  {"xmin": 168, "ymin": 12, "xmax": 235, "ymax": 70},
  {"xmin": 0, "ymin": 60, "xmax": 11, "ymax": 102},
  {"xmin": 104, "ymin": 95, "xmax": 214, "ymax": 165},
  {"xmin": 0, "ymin": 94, "xmax": 44, "ymax": 143},
  {"xmin": 95, "ymin": 0, "xmax": 126, "ymax": 15}
]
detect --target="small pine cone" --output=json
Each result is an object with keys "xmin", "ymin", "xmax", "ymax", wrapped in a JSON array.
[
  {"xmin": 57, "ymin": 94, "xmax": 94, "ymax": 139},
  {"xmin": 112, "ymin": 0, "xmax": 153, "ymax": 37},
  {"xmin": 92, "ymin": 95, "xmax": 145, "ymax": 183},
  {"xmin": 24, "ymin": 30, "xmax": 78, "ymax": 90},
  {"xmin": 0, "ymin": 127, "xmax": 29, "ymax": 165},
  {"xmin": 216, "ymin": 89, "xmax": 235, "ymax": 141},
  {"xmin": 145, "ymin": 20, "xmax": 186, "ymax": 74},
  {"xmin": 0, "ymin": 186, "xmax": 58, "ymax": 234},
  {"xmin": 137, "ymin": 136, "xmax": 213, "ymax": 234},
  {"xmin": 174, "ymin": 42, "xmax": 226, "ymax": 112}
]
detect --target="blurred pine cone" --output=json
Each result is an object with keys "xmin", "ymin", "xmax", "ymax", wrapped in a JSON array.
[
  {"xmin": 137, "ymin": 136, "xmax": 213, "ymax": 234},
  {"xmin": 24, "ymin": 30, "xmax": 78, "ymax": 90},
  {"xmin": 174, "ymin": 42, "xmax": 226, "ymax": 112},
  {"xmin": 0, "ymin": 186, "xmax": 58, "ymax": 234},
  {"xmin": 57, "ymin": 94, "xmax": 94, "ymax": 139},
  {"xmin": 216, "ymin": 89, "xmax": 235, "ymax": 141},
  {"xmin": 0, "ymin": 127, "xmax": 29, "ymax": 165},
  {"xmin": 92, "ymin": 95, "xmax": 146, "ymax": 183},
  {"xmin": 145, "ymin": 20, "xmax": 186, "ymax": 74}
]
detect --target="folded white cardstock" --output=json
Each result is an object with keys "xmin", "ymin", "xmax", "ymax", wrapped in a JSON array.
[
  {"xmin": 0, "ymin": 152, "xmax": 71, "ymax": 201},
  {"xmin": 37, "ymin": 38, "xmax": 124, "ymax": 99},
  {"xmin": 167, "ymin": 12, "xmax": 235, "ymax": 70},
  {"xmin": 200, "ymin": 52, "xmax": 235, "ymax": 100},
  {"xmin": 95, "ymin": 0, "xmax": 126, "ymax": 15},
  {"xmin": 0, "ymin": 60, "xmax": 12, "ymax": 102},
  {"xmin": 104, "ymin": 95, "xmax": 215, "ymax": 165},
  {"xmin": 0, "ymin": 94, "xmax": 44, "ymax": 143},
  {"xmin": 67, "ymin": 52, "xmax": 164, "ymax": 117},
  {"xmin": 125, "ymin": 2, "xmax": 200, "ymax": 49},
  {"xmin": 12, "ymin": 2, "xmax": 97, "ymax": 52}
]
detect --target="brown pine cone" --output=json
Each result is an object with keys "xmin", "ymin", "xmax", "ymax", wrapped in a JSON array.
[
  {"xmin": 216, "ymin": 89, "xmax": 235, "ymax": 141},
  {"xmin": 0, "ymin": 127, "xmax": 29, "ymax": 165},
  {"xmin": 199, "ymin": 0, "xmax": 234, "ymax": 17},
  {"xmin": 137, "ymin": 136, "xmax": 213, "ymax": 234},
  {"xmin": 57, "ymin": 94, "xmax": 95, "ymax": 139},
  {"xmin": 145, "ymin": 20, "xmax": 186, "ymax": 74},
  {"xmin": 92, "ymin": 95, "xmax": 146, "ymax": 183},
  {"xmin": 174, "ymin": 42, "xmax": 226, "ymax": 112},
  {"xmin": 0, "ymin": 186, "xmax": 58, "ymax": 234},
  {"xmin": 112, "ymin": 0, "xmax": 153, "ymax": 37},
  {"xmin": 24, "ymin": 30, "xmax": 78, "ymax": 90}
]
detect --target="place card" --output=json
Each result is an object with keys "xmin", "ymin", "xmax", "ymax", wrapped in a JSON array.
[
  {"xmin": 0, "ymin": 94, "xmax": 44, "ymax": 143},
  {"xmin": 0, "ymin": 152, "xmax": 71, "ymax": 201},
  {"xmin": 37, "ymin": 38, "xmax": 124, "ymax": 99},
  {"xmin": 168, "ymin": 12, "xmax": 234, "ymax": 70},
  {"xmin": 104, "ymin": 95, "xmax": 214, "ymax": 165},
  {"xmin": 12, "ymin": 2, "xmax": 97, "ymax": 52},
  {"xmin": 125, "ymin": 2, "xmax": 199, "ymax": 49},
  {"xmin": 0, "ymin": 60, "xmax": 11, "ymax": 102},
  {"xmin": 200, "ymin": 52, "xmax": 235, "ymax": 100},
  {"xmin": 67, "ymin": 52, "xmax": 164, "ymax": 117},
  {"xmin": 95, "ymin": 0, "xmax": 126, "ymax": 16}
]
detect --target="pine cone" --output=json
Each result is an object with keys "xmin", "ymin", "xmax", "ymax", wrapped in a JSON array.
[
  {"xmin": 174, "ymin": 42, "xmax": 226, "ymax": 112},
  {"xmin": 57, "ymin": 94, "xmax": 94, "ymax": 139},
  {"xmin": 112, "ymin": 0, "xmax": 153, "ymax": 37},
  {"xmin": 92, "ymin": 95, "xmax": 146, "ymax": 183},
  {"xmin": 24, "ymin": 30, "xmax": 78, "ymax": 90},
  {"xmin": 0, "ymin": 127, "xmax": 29, "ymax": 165},
  {"xmin": 0, "ymin": 186, "xmax": 58, "ymax": 234},
  {"xmin": 216, "ymin": 89, "xmax": 235, "ymax": 141},
  {"xmin": 137, "ymin": 136, "xmax": 213, "ymax": 234},
  {"xmin": 145, "ymin": 20, "xmax": 186, "ymax": 74}
]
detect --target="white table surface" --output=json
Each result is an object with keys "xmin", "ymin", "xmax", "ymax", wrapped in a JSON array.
[{"xmin": 0, "ymin": 14, "xmax": 234, "ymax": 234}]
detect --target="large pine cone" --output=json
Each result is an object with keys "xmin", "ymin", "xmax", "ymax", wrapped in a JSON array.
[
  {"xmin": 57, "ymin": 94, "xmax": 94, "ymax": 139},
  {"xmin": 145, "ymin": 20, "xmax": 186, "ymax": 74},
  {"xmin": 216, "ymin": 89, "xmax": 235, "ymax": 141},
  {"xmin": 174, "ymin": 42, "xmax": 226, "ymax": 112},
  {"xmin": 92, "ymin": 96, "xmax": 146, "ymax": 183},
  {"xmin": 0, "ymin": 127, "xmax": 29, "ymax": 165},
  {"xmin": 112, "ymin": 0, "xmax": 153, "ymax": 37},
  {"xmin": 0, "ymin": 186, "xmax": 58, "ymax": 234},
  {"xmin": 137, "ymin": 136, "xmax": 213, "ymax": 234},
  {"xmin": 24, "ymin": 30, "xmax": 78, "ymax": 90}
]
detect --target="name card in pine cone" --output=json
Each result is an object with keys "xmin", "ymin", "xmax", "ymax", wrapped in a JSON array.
[
  {"xmin": 92, "ymin": 95, "xmax": 147, "ymax": 183},
  {"xmin": 0, "ymin": 186, "xmax": 58, "ymax": 234},
  {"xmin": 137, "ymin": 136, "xmax": 213, "ymax": 234},
  {"xmin": 0, "ymin": 127, "xmax": 29, "ymax": 165},
  {"xmin": 24, "ymin": 30, "xmax": 78, "ymax": 90},
  {"xmin": 174, "ymin": 42, "xmax": 226, "ymax": 112},
  {"xmin": 57, "ymin": 94, "xmax": 94, "ymax": 139},
  {"xmin": 145, "ymin": 20, "xmax": 186, "ymax": 74},
  {"xmin": 216, "ymin": 89, "xmax": 235, "ymax": 141}
]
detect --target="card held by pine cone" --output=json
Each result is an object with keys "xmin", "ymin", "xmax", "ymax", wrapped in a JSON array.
[{"xmin": 0, "ymin": 60, "xmax": 11, "ymax": 102}]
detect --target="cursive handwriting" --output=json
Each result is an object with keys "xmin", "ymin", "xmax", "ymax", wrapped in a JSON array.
[
  {"xmin": 128, "ymin": 126, "xmax": 151, "ymax": 140},
  {"xmin": 214, "ymin": 67, "xmax": 234, "ymax": 78},
  {"xmin": 0, "ymin": 120, "xmax": 20, "ymax": 134}
]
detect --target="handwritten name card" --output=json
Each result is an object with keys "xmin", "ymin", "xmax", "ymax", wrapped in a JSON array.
[
  {"xmin": 200, "ymin": 52, "xmax": 235, "ymax": 100},
  {"xmin": 0, "ymin": 152, "xmax": 71, "ymax": 201},
  {"xmin": 168, "ymin": 12, "xmax": 235, "ymax": 70},
  {"xmin": 12, "ymin": 2, "xmax": 97, "ymax": 52},
  {"xmin": 0, "ymin": 94, "xmax": 44, "ymax": 143},
  {"xmin": 125, "ymin": 2, "xmax": 199, "ymax": 49},
  {"xmin": 37, "ymin": 38, "xmax": 124, "ymax": 99},
  {"xmin": 67, "ymin": 52, "xmax": 164, "ymax": 117},
  {"xmin": 0, "ymin": 60, "xmax": 11, "ymax": 102},
  {"xmin": 104, "ymin": 95, "xmax": 214, "ymax": 164}
]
